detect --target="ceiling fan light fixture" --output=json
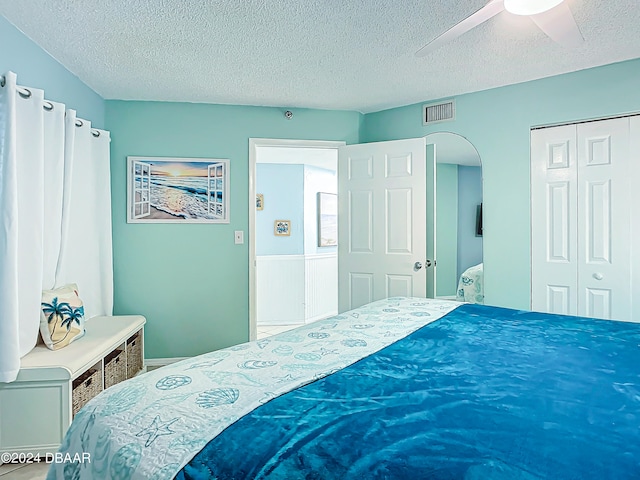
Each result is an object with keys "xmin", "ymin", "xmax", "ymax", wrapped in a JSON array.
[{"xmin": 503, "ymin": 0, "xmax": 564, "ymax": 16}]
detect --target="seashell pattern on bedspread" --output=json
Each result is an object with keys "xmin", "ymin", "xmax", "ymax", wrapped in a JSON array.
[{"xmin": 47, "ymin": 297, "xmax": 460, "ymax": 480}]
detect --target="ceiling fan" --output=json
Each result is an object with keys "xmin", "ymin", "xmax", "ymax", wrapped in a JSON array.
[{"xmin": 416, "ymin": 0, "xmax": 583, "ymax": 57}]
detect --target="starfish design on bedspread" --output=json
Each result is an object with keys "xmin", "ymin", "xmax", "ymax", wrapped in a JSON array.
[{"xmin": 136, "ymin": 415, "xmax": 179, "ymax": 447}]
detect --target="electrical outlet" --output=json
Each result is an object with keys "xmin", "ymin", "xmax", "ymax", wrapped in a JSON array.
[{"xmin": 234, "ymin": 231, "xmax": 244, "ymax": 244}]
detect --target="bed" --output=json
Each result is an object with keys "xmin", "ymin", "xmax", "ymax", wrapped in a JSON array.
[
  {"xmin": 456, "ymin": 263, "xmax": 484, "ymax": 304},
  {"xmin": 48, "ymin": 297, "xmax": 640, "ymax": 479}
]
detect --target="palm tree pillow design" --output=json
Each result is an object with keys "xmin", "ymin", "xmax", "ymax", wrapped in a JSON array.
[{"xmin": 40, "ymin": 284, "xmax": 86, "ymax": 350}]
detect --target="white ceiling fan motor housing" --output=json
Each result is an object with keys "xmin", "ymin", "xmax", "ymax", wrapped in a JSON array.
[{"xmin": 504, "ymin": 0, "xmax": 564, "ymax": 16}]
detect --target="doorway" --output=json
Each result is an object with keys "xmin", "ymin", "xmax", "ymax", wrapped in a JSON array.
[
  {"xmin": 249, "ymin": 139, "xmax": 345, "ymax": 341},
  {"xmin": 249, "ymin": 135, "xmax": 483, "ymax": 340},
  {"xmin": 425, "ymin": 132, "xmax": 483, "ymax": 302}
]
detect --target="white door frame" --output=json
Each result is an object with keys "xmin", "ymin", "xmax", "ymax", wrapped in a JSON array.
[{"xmin": 248, "ymin": 138, "xmax": 345, "ymax": 341}]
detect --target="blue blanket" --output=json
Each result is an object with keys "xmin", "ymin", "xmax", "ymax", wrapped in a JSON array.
[{"xmin": 177, "ymin": 304, "xmax": 640, "ymax": 479}]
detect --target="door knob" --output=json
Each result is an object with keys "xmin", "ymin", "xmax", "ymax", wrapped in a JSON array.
[
  {"xmin": 425, "ymin": 259, "xmax": 433, "ymax": 267},
  {"xmin": 414, "ymin": 262, "xmax": 423, "ymax": 270},
  {"xmin": 593, "ymin": 273, "xmax": 604, "ymax": 280}
]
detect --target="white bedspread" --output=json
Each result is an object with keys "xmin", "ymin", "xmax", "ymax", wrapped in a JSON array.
[{"xmin": 47, "ymin": 297, "xmax": 461, "ymax": 480}]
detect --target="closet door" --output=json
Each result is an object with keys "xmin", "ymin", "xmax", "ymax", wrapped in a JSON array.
[
  {"xmin": 531, "ymin": 117, "xmax": 633, "ymax": 321},
  {"xmin": 576, "ymin": 118, "xmax": 631, "ymax": 320},
  {"xmin": 531, "ymin": 125, "xmax": 578, "ymax": 315}
]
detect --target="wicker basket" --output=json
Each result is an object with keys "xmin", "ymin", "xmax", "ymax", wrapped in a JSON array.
[
  {"xmin": 72, "ymin": 368, "xmax": 103, "ymax": 416},
  {"xmin": 104, "ymin": 348, "xmax": 127, "ymax": 389},
  {"xmin": 126, "ymin": 330, "xmax": 143, "ymax": 379}
]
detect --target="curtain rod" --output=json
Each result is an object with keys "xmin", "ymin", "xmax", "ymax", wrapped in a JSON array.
[{"xmin": 1, "ymin": 74, "xmax": 101, "ymax": 137}]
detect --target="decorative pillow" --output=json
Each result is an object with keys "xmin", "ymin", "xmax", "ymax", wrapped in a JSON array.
[{"xmin": 40, "ymin": 284, "xmax": 86, "ymax": 350}]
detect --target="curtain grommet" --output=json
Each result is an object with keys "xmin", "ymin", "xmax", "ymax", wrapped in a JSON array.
[{"xmin": 18, "ymin": 88, "xmax": 32, "ymax": 99}]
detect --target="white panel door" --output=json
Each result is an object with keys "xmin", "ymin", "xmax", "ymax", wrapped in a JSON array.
[
  {"xmin": 338, "ymin": 138, "xmax": 426, "ymax": 311},
  {"xmin": 531, "ymin": 125, "xmax": 578, "ymax": 315},
  {"xmin": 531, "ymin": 117, "xmax": 633, "ymax": 321},
  {"xmin": 576, "ymin": 118, "xmax": 631, "ymax": 320}
]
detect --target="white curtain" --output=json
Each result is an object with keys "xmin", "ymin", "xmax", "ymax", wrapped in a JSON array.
[
  {"xmin": 0, "ymin": 71, "xmax": 113, "ymax": 383},
  {"xmin": 56, "ymin": 110, "xmax": 113, "ymax": 318}
]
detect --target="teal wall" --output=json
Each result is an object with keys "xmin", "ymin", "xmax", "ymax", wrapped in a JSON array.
[
  {"xmin": 256, "ymin": 164, "xmax": 304, "ymax": 255},
  {"xmin": 106, "ymin": 101, "xmax": 361, "ymax": 358},
  {"xmin": 362, "ymin": 58, "xmax": 640, "ymax": 310},
  {"xmin": 0, "ymin": 16, "xmax": 105, "ymax": 127},
  {"xmin": 435, "ymin": 164, "xmax": 458, "ymax": 297}
]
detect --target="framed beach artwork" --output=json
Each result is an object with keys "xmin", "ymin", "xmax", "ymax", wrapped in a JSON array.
[
  {"xmin": 317, "ymin": 192, "xmax": 338, "ymax": 246},
  {"xmin": 274, "ymin": 220, "xmax": 291, "ymax": 236},
  {"xmin": 256, "ymin": 194, "xmax": 264, "ymax": 211},
  {"xmin": 127, "ymin": 156, "xmax": 230, "ymax": 223}
]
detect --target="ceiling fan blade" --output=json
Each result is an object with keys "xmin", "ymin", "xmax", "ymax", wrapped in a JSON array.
[
  {"xmin": 416, "ymin": 0, "xmax": 505, "ymax": 57},
  {"xmin": 530, "ymin": 2, "xmax": 583, "ymax": 47}
]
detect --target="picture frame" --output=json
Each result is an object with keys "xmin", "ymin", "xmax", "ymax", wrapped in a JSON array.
[
  {"xmin": 127, "ymin": 156, "xmax": 230, "ymax": 224},
  {"xmin": 317, "ymin": 192, "xmax": 338, "ymax": 246},
  {"xmin": 256, "ymin": 193, "xmax": 264, "ymax": 211},
  {"xmin": 274, "ymin": 220, "xmax": 291, "ymax": 236}
]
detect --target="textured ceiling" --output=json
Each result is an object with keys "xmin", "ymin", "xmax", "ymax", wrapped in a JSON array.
[{"xmin": 1, "ymin": 0, "xmax": 639, "ymax": 113}]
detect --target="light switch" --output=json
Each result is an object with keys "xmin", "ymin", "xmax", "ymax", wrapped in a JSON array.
[{"xmin": 234, "ymin": 231, "xmax": 244, "ymax": 244}]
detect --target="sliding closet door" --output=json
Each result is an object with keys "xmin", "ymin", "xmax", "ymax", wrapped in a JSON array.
[
  {"xmin": 531, "ymin": 124, "xmax": 578, "ymax": 315},
  {"xmin": 576, "ymin": 118, "xmax": 631, "ymax": 320},
  {"xmin": 531, "ymin": 117, "xmax": 633, "ymax": 321}
]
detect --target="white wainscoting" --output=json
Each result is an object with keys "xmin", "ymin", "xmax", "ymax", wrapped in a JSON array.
[
  {"xmin": 256, "ymin": 255, "xmax": 306, "ymax": 325},
  {"xmin": 304, "ymin": 254, "xmax": 338, "ymax": 322},
  {"xmin": 257, "ymin": 253, "xmax": 337, "ymax": 325}
]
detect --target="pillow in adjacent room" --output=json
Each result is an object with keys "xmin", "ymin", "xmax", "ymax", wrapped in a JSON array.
[{"xmin": 40, "ymin": 284, "xmax": 86, "ymax": 350}]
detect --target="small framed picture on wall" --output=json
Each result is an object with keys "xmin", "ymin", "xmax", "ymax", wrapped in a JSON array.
[
  {"xmin": 274, "ymin": 220, "xmax": 291, "ymax": 236},
  {"xmin": 256, "ymin": 193, "xmax": 264, "ymax": 210}
]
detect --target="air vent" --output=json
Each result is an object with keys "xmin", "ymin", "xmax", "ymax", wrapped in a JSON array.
[{"xmin": 422, "ymin": 100, "xmax": 455, "ymax": 125}]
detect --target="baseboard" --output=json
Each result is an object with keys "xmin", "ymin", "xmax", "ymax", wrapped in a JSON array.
[{"xmin": 144, "ymin": 357, "xmax": 190, "ymax": 367}]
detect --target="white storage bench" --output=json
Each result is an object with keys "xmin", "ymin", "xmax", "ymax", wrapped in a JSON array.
[{"xmin": 0, "ymin": 315, "xmax": 145, "ymax": 456}]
